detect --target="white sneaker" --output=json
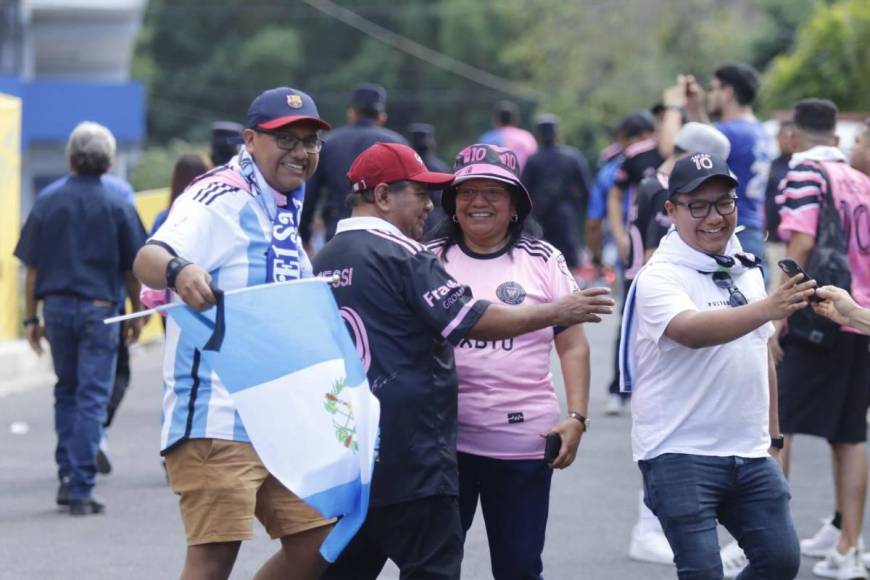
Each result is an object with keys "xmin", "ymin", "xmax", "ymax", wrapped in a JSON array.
[
  {"xmin": 803, "ymin": 518, "xmax": 842, "ymax": 558},
  {"xmin": 721, "ymin": 541, "xmax": 748, "ymax": 579},
  {"xmin": 605, "ymin": 393, "xmax": 624, "ymax": 416},
  {"xmin": 861, "ymin": 550, "xmax": 870, "ymax": 570},
  {"xmin": 813, "ymin": 546, "xmax": 868, "ymax": 579},
  {"xmin": 629, "ymin": 524, "xmax": 674, "ymax": 565}
]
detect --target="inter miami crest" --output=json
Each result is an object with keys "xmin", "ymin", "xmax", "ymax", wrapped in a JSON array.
[{"xmin": 496, "ymin": 281, "xmax": 527, "ymax": 305}]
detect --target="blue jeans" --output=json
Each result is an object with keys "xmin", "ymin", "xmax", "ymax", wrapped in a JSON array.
[
  {"xmin": 43, "ymin": 296, "xmax": 119, "ymax": 500},
  {"xmin": 639, "ymin": 453, "xmax": 800, "ymax": 580},
  {"xmin": 458, "ymin": 452, "xmax": 553, "ymax": 580}
]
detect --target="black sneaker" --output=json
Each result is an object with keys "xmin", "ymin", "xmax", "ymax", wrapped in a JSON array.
[
  {"xmin": 69, "ymin": 498, "xmax": 105, "ymax": 516},
  {"xmin": 96, "ymin": 448, "xmax": 112, "ymax": 475},
  {"xmin": 56, "ymin": 480, "xmax": 70, "ymax": 507}
]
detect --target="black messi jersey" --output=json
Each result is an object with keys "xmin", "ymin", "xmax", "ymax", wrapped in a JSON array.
[{"xmin": 313, "ymin": 217, "xmax": 490, "ymax": 507}]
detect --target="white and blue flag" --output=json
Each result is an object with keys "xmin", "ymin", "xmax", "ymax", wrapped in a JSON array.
[{"xmin": 166, "ymin": 279, "xmax": 380, "ymax": 562}]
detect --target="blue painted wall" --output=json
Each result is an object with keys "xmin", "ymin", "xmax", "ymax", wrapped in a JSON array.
[{"xmin": 0, "ymin": 76, "xmax": 145, "ymax": 146}]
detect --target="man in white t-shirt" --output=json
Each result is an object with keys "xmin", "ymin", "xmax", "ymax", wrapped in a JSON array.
[{"xmin": 621, "ymin": 153, "xmax": 816, "ymax": 578}]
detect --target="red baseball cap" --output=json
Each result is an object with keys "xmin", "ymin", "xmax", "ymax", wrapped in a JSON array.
[{"xmin": 347, "ymin": 143, "xmax": 455, "ymax": 192}]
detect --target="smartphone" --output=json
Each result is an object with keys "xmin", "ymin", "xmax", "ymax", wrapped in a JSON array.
[
  {"xmin": 544, "ymin": 432, "xmax": 562, "ymax": 464},
  {"xmin": 777, "ymin": 258, "xmax": 823, "ymax": 302}
]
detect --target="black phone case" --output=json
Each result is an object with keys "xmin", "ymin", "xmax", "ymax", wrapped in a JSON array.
[{"xmin": 544, "ymin": 433, "xmax": 562, "ymax": 463}]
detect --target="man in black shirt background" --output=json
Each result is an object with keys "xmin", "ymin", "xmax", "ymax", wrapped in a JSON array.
[
  {"xmin": 300, "ymin": 83, "xmax": 407, "ymax": 247},
  {"xmin": 522, "ymin": 113, "xmax": 593, "ymax": 270}
]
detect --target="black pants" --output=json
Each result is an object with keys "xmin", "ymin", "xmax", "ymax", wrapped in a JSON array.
[
  {"xmin": 321, "ymin": 495, "xmax": 463, "ymax": 580},
  {"xmin": 104, "ymin": 312, "xmax": 131, "ymax": 428}
]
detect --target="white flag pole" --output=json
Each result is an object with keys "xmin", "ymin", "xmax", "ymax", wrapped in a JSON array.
[{"xmin": 103, "ymin": 276, "xmax": 335, "ymax": 325}]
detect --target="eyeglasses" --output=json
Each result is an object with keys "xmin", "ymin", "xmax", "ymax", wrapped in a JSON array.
[
  {"xmin": 672, "ymin": 196, "xmax": 737, "ymax": 219},
  {"xmin": 256, "ymin": 130, "xmax": 323, "ymax": 153},
  {"xmin": 456, "ymin": 186, "xmax": 509, "ymax": 202},
  {"xmin": 712, "ymin": 271, "xmax": 748, "ymax": 307}
]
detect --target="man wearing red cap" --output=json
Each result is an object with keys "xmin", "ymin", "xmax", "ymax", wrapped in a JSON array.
[
  {"xmin": 133, "ymin": 87, "xmax": 335, "ymax": 580},
  {"xmin": 314, "ymin": 143, "xmax": 615, "ymax": 579}
]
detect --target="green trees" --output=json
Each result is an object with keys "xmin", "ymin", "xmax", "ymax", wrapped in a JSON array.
[
  {"xmin": 132, "ymin": 0, "xmax": 867, "ymax": 178},
  {"xmin": 762, "ymin": 0, "xmax": 870, "ymax": 112}
]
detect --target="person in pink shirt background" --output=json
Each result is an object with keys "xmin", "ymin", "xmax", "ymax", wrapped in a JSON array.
[{"xmin": 426, "ymin": 143, "xmax": 594, "ymax": 580}]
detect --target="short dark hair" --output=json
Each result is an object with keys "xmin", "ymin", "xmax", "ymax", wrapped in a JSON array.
[
  {"xmin": 493, "ymin": 100, "xmax": 520, "ymax": 126},
  {"xmin": 793, "ymin": 98, "xmax": 838, "ymax": 134},
  {"xmin": 345, "ymin": 180, "xmax": 410, "ymax": 208},
  {"xmin": 714, "ymin": 63, "xmax": 760, "ymax": 106}
]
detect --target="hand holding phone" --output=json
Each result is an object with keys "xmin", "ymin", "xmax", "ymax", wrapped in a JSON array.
[
  {"xmin": 544, "ymin": 432, "xmax": 562, "ymax": 464},
  {"xmin": 777, "ymin": 258, "xmax": 822, "ymax": 302}
]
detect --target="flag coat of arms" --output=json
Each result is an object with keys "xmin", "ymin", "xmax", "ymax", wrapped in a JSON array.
[{"xmin": 167, "ymin": 279, "xmax": 380, "ymax": 562}]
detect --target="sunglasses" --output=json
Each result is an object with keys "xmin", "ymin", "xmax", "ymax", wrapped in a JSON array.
[{"xmin": 712, "ymin": 271, "xmax": 748, "ymax": 307}]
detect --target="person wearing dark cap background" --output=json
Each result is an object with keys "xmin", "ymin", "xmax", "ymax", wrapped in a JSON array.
[
  {"xmin": 314, "ymin": 142, "xmax": 614, "ymax": 579},
  {"xmin": 133, "ymin": 86, "xmax": 335, "ymax": 580},
  {"xmin": 521, "ymin": 113, "xmax": 592, "ymax": 270},
  {"xmin": 408, "ymin": 122, "xmax": 450, "ymax": 233},
  {"xmin": 209, "ymin": 120, "xmax": 244, "ymax": 166},
  {"xmin": 479, "ymin": 99, "xmax": 538, "ymax": 171},
  {"xmin": 620, "ymin": 152, "xmax": 813, "ymax": 579},
  {"xmin": 300, "ymin": 83, "xmax": 407, "ymax": 248}
]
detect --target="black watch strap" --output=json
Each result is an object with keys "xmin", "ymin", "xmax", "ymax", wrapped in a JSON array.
[
  {"xmin": 770, "ymin": 435, "xmax": 785, "ymax": 449},
  {"xmin": 22, "ymin": 316, "xmax": 40, "ymax": 327},
  {"xmin": 166, "ymin": 257, "xmax": 194, "ymax": 291}
]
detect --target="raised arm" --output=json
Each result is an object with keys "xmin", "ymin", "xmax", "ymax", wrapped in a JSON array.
[
  {"xmin": 665, "ymin": 274, "xmax": 815, "ymax": 349},
  {"xmin": 468, "ymin": 287, "xmax": 614, "ymax": 341}
]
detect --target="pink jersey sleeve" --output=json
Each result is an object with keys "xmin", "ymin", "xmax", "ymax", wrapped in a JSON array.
[
  {"xmin": 547, "ymin": 250, "xmax": 581, "ymax": 301},
  {"xmin": 776, "ymin": 163, "xmax": 823, "ymax": 241}
]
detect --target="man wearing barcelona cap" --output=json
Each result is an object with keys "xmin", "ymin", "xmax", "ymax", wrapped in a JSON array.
[
  {"xmin": 133, "ymin": 87, "xmax": 334, "ymax": 580},
  {"xmin": 315, "ymin": 143, "xmax": 615, "ymax": 579}
]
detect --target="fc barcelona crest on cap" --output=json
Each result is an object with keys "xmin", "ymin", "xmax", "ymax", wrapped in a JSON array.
[{"xmin": 246, "ymin": 87, "xmax": 331, "ymax": 131}]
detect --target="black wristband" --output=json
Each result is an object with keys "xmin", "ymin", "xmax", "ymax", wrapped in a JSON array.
[
  {"xmin": 22, "ymin": 316, "xmax": 39, "ymax": 327},
  {"xmin": 770, "ymin": 435, "xmax": 785, "ymax": 450},
  {"xmin": 166, "ymin": 257, "xmax": 194, "ymax": 291}
]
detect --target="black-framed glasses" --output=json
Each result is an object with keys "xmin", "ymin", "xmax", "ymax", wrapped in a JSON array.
[
  {"xmin": 672, "ymin": 196, "xmax": 737, "ymax": 219},
  {"xmin": 256, "ymin": 130, "xmax": 323, "ymax": 153},
  {"xmin": 712, "ymin": 271, "xmax": 748, "ymax": 307}
]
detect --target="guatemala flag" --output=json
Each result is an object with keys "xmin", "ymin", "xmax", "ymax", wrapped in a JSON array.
[{"xmin": 166, "ymin": 279, "xmax": 380, "ymax": 562}]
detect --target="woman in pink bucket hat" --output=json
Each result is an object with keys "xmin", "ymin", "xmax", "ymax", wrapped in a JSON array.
[{"xmin": 426, "ymin": 143, "xmax": 596, "ymax": 579}]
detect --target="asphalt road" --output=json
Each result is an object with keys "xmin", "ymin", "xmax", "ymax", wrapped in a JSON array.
[{"xmin": 0, "ymin": 313, "xmax": 855, "ymax": 579}]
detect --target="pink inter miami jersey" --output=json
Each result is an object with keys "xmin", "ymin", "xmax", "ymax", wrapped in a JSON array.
[{"xmin": 427, "ymin": 236, "xmax": 581, "ymax": 459}]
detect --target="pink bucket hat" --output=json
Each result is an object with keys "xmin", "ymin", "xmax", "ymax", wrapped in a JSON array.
[{"xmin": 442, "ymin": 143, "xmax": 533, "ymax": 220}]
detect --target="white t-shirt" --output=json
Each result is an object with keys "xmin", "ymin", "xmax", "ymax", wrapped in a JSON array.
[{"xmin": 631, "ymin": 261, "xmax": 774, "ymax": 461}]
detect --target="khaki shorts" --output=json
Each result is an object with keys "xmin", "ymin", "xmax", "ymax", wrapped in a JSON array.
[{"xmin": 165, "ymin": 438, "xmax": 335, "ymax": 545}]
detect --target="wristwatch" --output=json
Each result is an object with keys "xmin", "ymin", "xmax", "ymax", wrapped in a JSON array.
[
  {"xmin": 166, "ymin": 256, "xmax": 194, "ymax": 291},
  {"xmin": 22, "ymin": 316, "xmax": 39, "ymax": 327},
  {"xmin": 568, "ymin": 411, "xmax": 589, "ymax": 432},
  {"xmin": 770, "ymin": 435, "xmax": 785, "ymax": 449}
]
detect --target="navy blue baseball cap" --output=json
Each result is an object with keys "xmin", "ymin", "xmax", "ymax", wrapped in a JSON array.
[
  {"xmin": 246, "ymin": 87, "xmax": 331, "ymax": 131},
  {"xmin": 351, "ymin": 83, "xmax": 387, "ymax": 113}
]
